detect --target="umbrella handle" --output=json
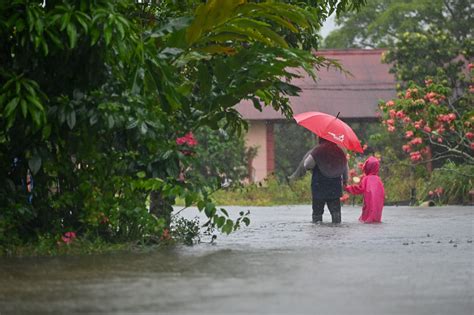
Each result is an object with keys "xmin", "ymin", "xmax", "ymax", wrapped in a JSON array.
[{"xmin": 336, "ymin": 112, "xmax": 340, "ymax": 119}]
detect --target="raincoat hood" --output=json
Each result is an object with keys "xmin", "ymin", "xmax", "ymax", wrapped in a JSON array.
[{"xmin": 363, "ymin": 156, "xmax": 380, "ymax": 176}]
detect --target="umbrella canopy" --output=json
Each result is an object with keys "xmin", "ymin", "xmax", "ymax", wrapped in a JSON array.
[{"xmin": 294, "ymin": 111, "xmax": 364, "ymax": 153}]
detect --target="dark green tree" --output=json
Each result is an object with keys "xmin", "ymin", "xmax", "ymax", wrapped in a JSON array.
[{"xmin": 0, "ymin": 0, "xmax": 367, "ymax": 249}]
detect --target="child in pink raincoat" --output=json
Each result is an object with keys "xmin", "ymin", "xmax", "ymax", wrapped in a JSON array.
[{"xmin": 344, "ymin": 156, "xmax": 385, "ymax": 223}]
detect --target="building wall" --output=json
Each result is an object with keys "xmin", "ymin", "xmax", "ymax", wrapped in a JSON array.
[{"xmin": 245, "ymin": 121, "xmax": 268, "ymax": 182}]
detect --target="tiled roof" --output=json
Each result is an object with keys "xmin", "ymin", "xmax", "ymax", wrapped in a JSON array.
[{"xmin": 236, "ymin": 49, "xmax": 397, "ymax": 120}]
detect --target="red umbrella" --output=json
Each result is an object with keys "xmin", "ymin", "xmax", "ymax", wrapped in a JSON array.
[{"xmin": 294, "ymin": 111, "xmax": 364, "ymax": 153}]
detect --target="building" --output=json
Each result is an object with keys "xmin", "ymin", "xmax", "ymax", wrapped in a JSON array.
[{"xmin": 235, "ymin": 49, "xmax": 397, "ymax": 182}]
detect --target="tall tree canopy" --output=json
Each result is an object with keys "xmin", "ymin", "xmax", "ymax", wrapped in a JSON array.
[{"xmin": 324, "ymin": 0, "xmax": 472, "ymax": 49}]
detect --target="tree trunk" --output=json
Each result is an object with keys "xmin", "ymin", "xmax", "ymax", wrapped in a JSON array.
[{"xmin": 149, "ymin": 190, "xmax": 173, "ymax": 227}]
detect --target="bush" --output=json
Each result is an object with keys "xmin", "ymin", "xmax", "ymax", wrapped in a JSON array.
[{"xmin": 418, "ymin": 162, "xmax": 473, "ymax": 205}]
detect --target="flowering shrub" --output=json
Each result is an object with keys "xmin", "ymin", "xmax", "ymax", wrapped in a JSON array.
[
  {"xmin": 176, "ymin": 132, "xmax": 198, "ymax": 156},
  {"xmin": 60, "ymin": 232, "xmax": 77, "ymax": 245},
  {"xmin": 379, "ymin": 65, "xmax": 474, "ymax": 164}
]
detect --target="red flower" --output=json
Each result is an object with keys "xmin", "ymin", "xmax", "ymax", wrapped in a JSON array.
[
  {"xmin": 340, "ymin": 193, "xmax": 350, "ymax": 203},
  {"xmin": 402, "ymin": 144, "xmax": 412, "ymax": 152},
  {"xmin": 385, "ymin": 100, "xmax": 395, "ymax": 107},
  {"xmin": 410, "ymin": 137, "xmax": 423, "ymax": 145},
  {"xmin": 396, "ymin": 110, "xmax": 405, "ymax": 119},
  {"xmin": 410, "ymin": 151, "xmax": 422, "ymax": 161},
  {"xmin": 466, "ymin": 132, "xmax": 474, "ymax": 140},
  {"xmin": 99, "ymin": 213, "xmax": 109, "ymax": 225},
  {"xmin": 61, "ymin": 231, "xmax": 77, "ymax": 244},
  {"xmin": 176, "ymin": 132, "xmax": 198, "ymax": 147},
  {"xmin": 160, "ymin": 228, "xmax": 171, "ymax": 241}
]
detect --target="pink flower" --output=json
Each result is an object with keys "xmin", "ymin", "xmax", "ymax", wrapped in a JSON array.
[
  {"xmin": 386, "ymin": 119, "xmax": 395, "ymax": 125},
  {"xmin": 410, "ymin": 151, "xmax": 422, "ymax": 161},
  {"xmin": 387, "ymin": 125, "xmax": 395, "ymax": 132},
  {"xmin": 425, "ymin": 79, "xmax": 433, "ymax": 86},
  {"xmin": 466, "ymin": 132, "xmax": 474, "ymax": 140},
  {"xmin": 428, "ymin": 190, "xmax": 434, "ymax": 196},
  {"xmin": 405, "ymin": 90, "xmax": 412, "ymax": 99},
  {"xmin": 176, "ymin": 132, "xmax": 198, "ymax": 147},
  {"xmin": 437, "ymin": 137, "xmax": 443, "ymax": 143},
  {"xmin": 61, "ymin": 231, "xmax": 77, "ymax": 244},
  {"xmin": 385, "ymin": 100, "xmax": 395, "ymax": 107},
  {"xmin": 410, "ymin": 137, "xmax": 423, "ymax": 145},
  {"xmin": 471, "ymin": 142, "xmax": 474, "ymax": 150},
  {"xmin": 414, "ymin": 119, "xmax": 424, "ymax": 129},
  {"xmin": 389, "ymin": 109, "xmax": 397, "ymax": 118},
  {"xmin": 423, "ymin": 126, "xmax": 432, "ymax": 133},
  {"xmin": 357, "ymin": 162, "xmax": 364, "ymax": 171},
  {"xmin": 176, "ymin": 137, "xmax": 187, "ymax": 145},
  {"xmin": 402, "ymin": 144, "xmax": 412, "ymax": 152},
  {"xmin": 340, "ymin": 193, "xmax": 350, "ymax": 203},
  {"xmin": 434, "ymin": 187, "xmax": 444, "ymax": 195},
  {"xmin": 405, "ymin": 130, "xmax": 414, "ymax": 138},
  {"xmin": 396, "ymin": 110, "xmax": 405, "ymax": 119},
  {"xmin": 469, "ymin": 63, "xmax": 474, "ymax": 70}
]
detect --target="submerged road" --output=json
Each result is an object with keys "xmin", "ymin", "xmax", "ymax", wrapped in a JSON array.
[{"xmin": 0, "ymin": 205, "xmax": 473, "ymax": 314}]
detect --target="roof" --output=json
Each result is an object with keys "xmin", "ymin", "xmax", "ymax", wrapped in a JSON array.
[{"xmin": 235, "ymin": 49, "xmax": 397, "ymax": 120}]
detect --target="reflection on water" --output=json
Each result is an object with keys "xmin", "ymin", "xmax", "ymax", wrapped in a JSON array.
[{"xmin": 1, "ymin": 206, "xmax": 473, "ymax": 314}]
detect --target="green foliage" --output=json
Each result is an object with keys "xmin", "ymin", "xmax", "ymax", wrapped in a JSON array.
[
  {"xmin": 212, "ymin": 175, "xmax": 312, "ymax": 206},
  {"xmin": 0, "ymin": 0, "xmax": 367, "ymax": 254},
  {"xmin": 191, "ymin": 123, "xmax": 251, "ymax": 185},
  {"xmin": 382, "ymin": 31, "xmax": 469, "ymax": 88},
  {"xmin": 274, "ymin": 122, "xmax": 316, "ymax": 180},
  {"xmin": 325, "ymin": 0, "xmax": 471, "ymax": 49},
  {"xmin": 419, "ymin": 162, "xmax": 473, "ymax": 205},
  {"xmin": 378, "ymin": 71, "xmax": 473, "ymax": 164},
  {"xmin": 324, "ymin": 0, "xmax": 472, "ymax": 90},
  {"xmin": 171, "ymin": 217, "xmax": 201, "ymax": 246}
]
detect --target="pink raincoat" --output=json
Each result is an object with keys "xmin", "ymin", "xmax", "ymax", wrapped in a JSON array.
[{"xmin": 345, "ymin": 156, "xmax": 384, "ymax": 223}]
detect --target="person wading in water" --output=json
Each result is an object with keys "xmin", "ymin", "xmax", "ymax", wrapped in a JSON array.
[{"xmin": 303, "ymin": 137, "xmax": 348, "ymax": 224}]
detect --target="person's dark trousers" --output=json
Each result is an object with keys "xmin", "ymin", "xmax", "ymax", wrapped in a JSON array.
[{"xmin": 312, "ymin": 198, "xmax": 341, "ymax": 223}]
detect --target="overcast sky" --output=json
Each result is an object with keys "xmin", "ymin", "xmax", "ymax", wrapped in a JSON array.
[{"xmin": 320, "ymin": 14, "xmax": 337, "ymax": 38}]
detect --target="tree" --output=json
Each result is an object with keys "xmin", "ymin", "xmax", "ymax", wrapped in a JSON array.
[
  {"xmin": 324, "ymin": 0, "xmax": 472, "ymax": 49},
  {"xmin": 378, "ymin": 65, "xmax": 474, "ymax": 165},
  {"xmin": 0, "ymin": 0, "xmax": 367, "ymax": 249},
  {"xmin": 324, "ymin": 0, "xmax": 473, "ymax": 89}
]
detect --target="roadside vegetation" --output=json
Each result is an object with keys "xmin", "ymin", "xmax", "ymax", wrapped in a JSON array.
[{"xmin": 0, "ymin": 0, "xmax": 367, "ymax": 255}]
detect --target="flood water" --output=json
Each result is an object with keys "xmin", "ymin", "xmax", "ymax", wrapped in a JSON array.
[{"xmin": 1, "ymin": 205, "xmax": 473, "ymax": 314}]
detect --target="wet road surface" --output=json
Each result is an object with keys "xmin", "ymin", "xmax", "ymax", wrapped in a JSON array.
[{"xmin": 0, "ymin": 205, "xmax": 473, "ymax": 314}]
